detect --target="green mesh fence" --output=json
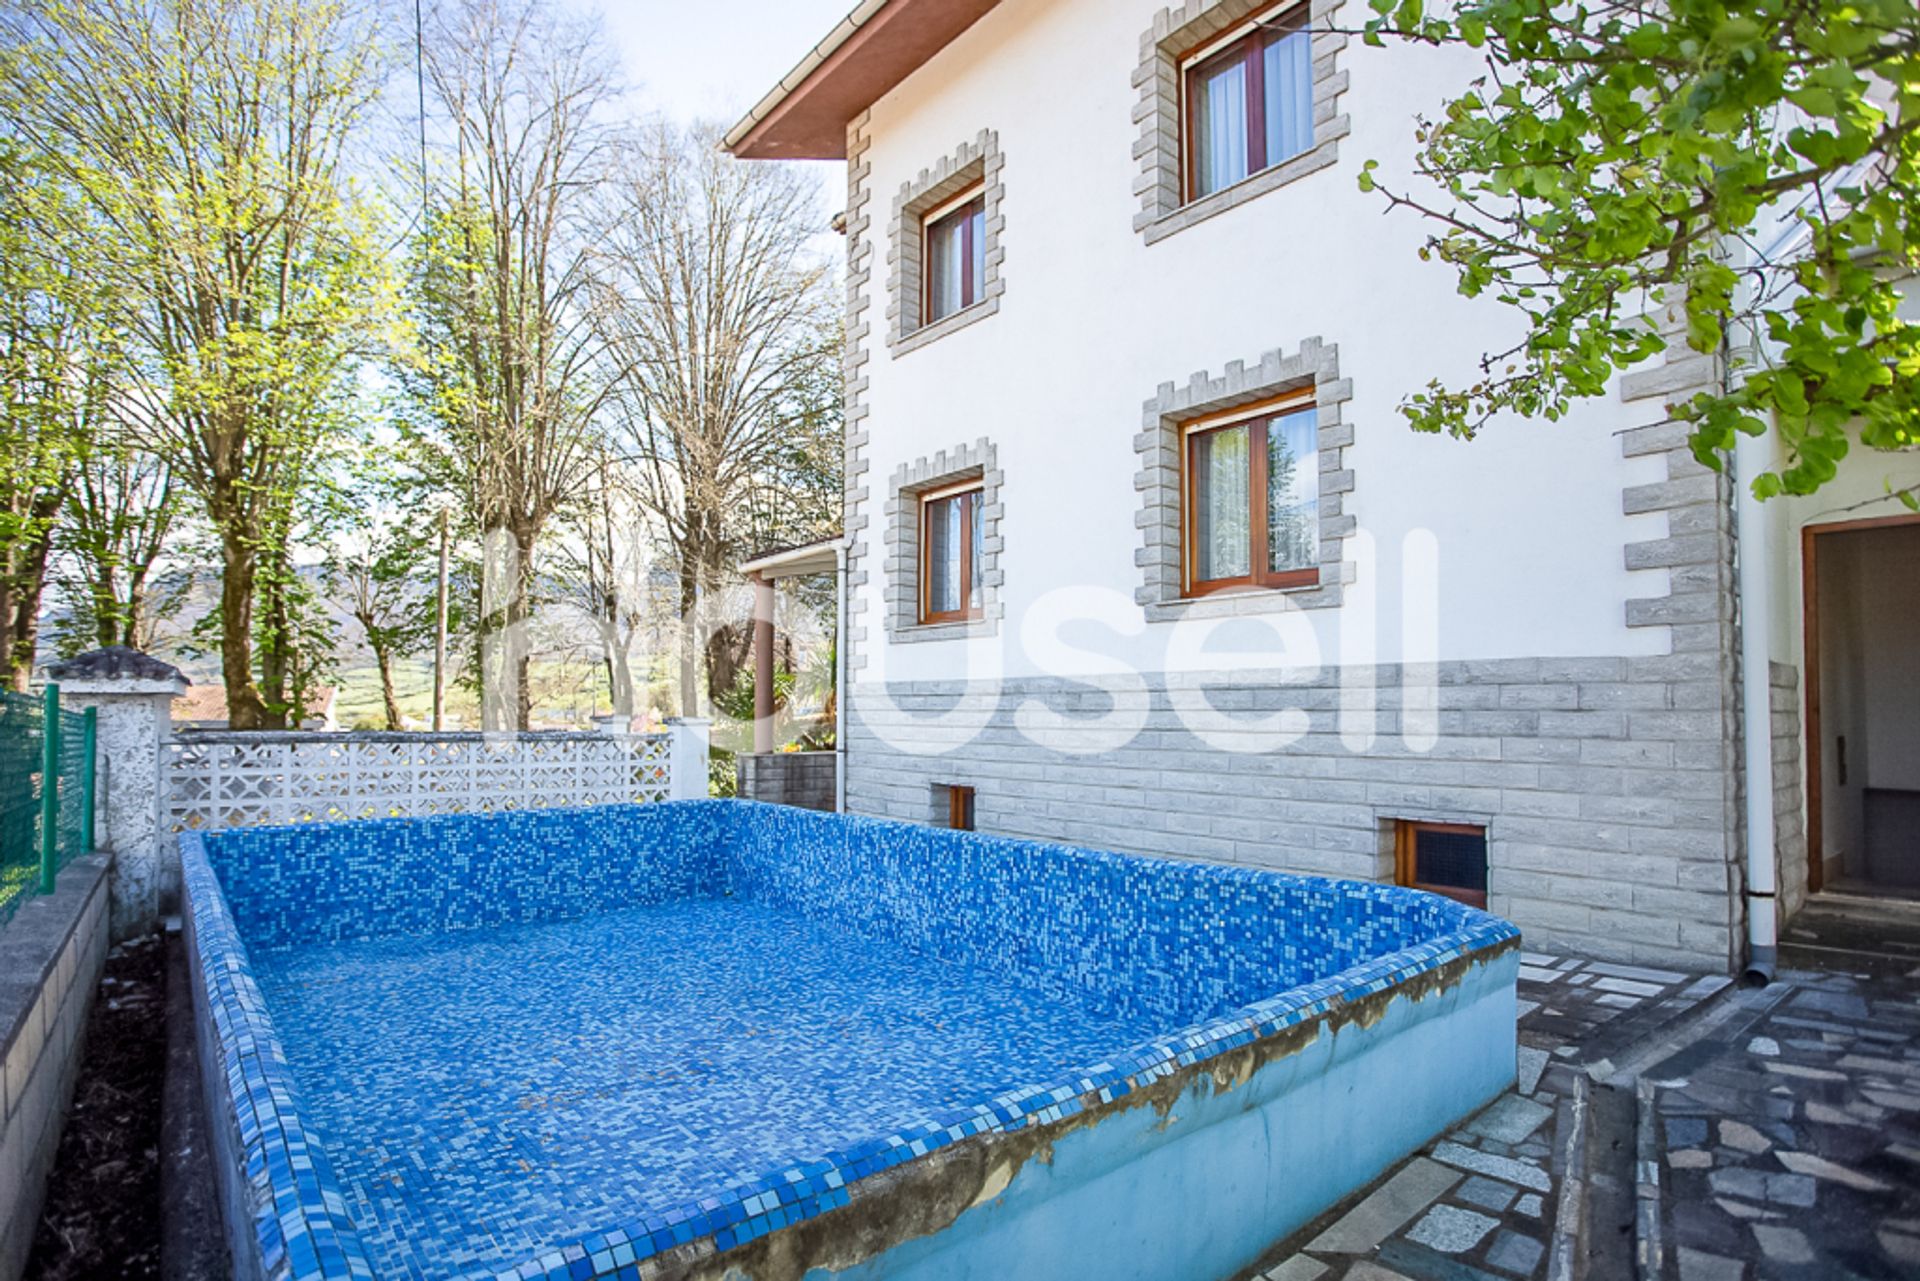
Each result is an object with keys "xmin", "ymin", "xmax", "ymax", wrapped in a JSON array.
[{"xmin": 0, "ymin": 686, "xmax": 97, "ymax": 930}]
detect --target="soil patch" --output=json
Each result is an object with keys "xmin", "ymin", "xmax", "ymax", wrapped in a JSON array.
[{"xmin": 26, "ymin": 932, "xmax": 165, "ymax": 1280}]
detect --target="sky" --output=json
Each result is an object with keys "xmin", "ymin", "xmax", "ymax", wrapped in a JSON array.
[{"xmin": 581, "ymin": 0, "xmax": 856, "ymax": 141}]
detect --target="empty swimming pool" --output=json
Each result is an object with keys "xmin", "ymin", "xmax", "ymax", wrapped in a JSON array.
[{"xmin": 183, "ymin": 800, "xmax": 1519, "ymax": 1281}]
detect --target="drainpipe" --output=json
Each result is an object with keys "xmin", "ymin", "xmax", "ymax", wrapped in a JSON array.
[
  {"xmin": 751, "ymin": 572, "xmax": 776, "ymax": 757},
  {"xmin": 1734, "ymin": 413, "xmax": 1778, "ymax": 986},
  {"xmin": 834, "ymin": 540, "xmax": 848, "ymax": 814}
]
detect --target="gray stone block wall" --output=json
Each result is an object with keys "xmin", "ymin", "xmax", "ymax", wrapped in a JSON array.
[
  {"xmin": 846, "ymin": 657, "xmax": 1743, "ymax": 970},
  {"xmin": 738, "ymin": 751, "xmax": 838, "ymax": 813},
  {"xmin": 1770, "ymin": 662, "xmax": 1808, "ymax": 923}
]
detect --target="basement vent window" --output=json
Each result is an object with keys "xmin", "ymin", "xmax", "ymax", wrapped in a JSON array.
[
  {"xmin": 936, "ymin": 784, "xmax": 977, "ymax": 832},
  {"xmin": 1395, "ymin": 820, "xmax": 1488, "ymax": 909}
]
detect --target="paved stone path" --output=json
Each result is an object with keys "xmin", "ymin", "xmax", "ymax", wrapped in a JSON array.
[
  {"xmin": 1236, "ymin": 924, "xmax": 1920, "ymax": 1281},
  {"xmin": 1642, "ymin": 902, "xmax": 1920, "ymax": 1281},
  {"xmin": 1240, "ymin": 953, "xmax": 1727, "ymax": 1281}
]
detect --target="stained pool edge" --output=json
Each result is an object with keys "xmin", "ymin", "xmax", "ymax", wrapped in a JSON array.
[
  {"xmin": 528, "ymin": 931, "xmax": 1520, "ymax": 1281},
  {"xmin": 183, "ymin": 802, "xmax": 1521, "ymax": 1281}
]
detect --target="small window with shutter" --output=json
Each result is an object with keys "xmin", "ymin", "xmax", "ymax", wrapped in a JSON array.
[{"xmin": 1395, "ymin": 821, "xmax": 1488, "ymax": 909}]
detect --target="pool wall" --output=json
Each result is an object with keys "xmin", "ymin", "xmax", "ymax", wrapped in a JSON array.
[{"xmin": 184, "ymin": 799, "xmax": 1519, "ymax": 1281}]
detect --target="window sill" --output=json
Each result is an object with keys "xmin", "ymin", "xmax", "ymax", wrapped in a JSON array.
[
  {"xmin": 1139, "ymin": 133, "xmax": 1344, "ymax": 245},
  {"xmin": 889, "ymin": 291, "xmax": 1002, "ymax": 358},
  {"xmin": 1142, "ymin": 569, "xmax": 1349, "ymax": 622},
  {"xmin": 892, "ymin": 615, "xmax": 1000, "ymax": 643}
]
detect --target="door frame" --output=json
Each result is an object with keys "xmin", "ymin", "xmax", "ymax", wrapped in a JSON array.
[{"xmin": 1800, "ymin": 510, "xmax": 1920, "ymax": 894}]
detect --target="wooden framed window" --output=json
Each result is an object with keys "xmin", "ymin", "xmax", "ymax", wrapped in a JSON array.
[
  {"xmin": 1182, "ymin": 391, "xmax": 1319, "ymax": 596},
  {"xmin": 945, "ymin": 784, "xmax": 977, "ymax": 831},
  {"xmin": 1395, "ymin": 821, "xmax": 1489, "ymax": 909},
  {"xmin": 919, "ymin": 480, "xmax": 984, "ymax": 624},
  {"xmin": 922, "ymin": 185, "xmax": 987, "ymax": 325},
  {"xmin": 1182, "ymin": 3, "xmax": 1314, "ymax": 202}
]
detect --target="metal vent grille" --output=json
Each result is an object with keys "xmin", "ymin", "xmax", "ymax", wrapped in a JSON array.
[{"xmin": 1415, "ymin": 828, "xmax": 1488, "ymax": 894}]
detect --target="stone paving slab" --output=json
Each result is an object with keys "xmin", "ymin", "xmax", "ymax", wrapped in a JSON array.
[
  {"xmin": 1647, "ymin": 959, "xmax": 1920, "ymax": 1280},
  {"xmin": 1241, "ymin": 911, "xmax": 1920, "ymax": 1281},
  {"xmin": 1244, "ymin": 951, "xmax": 1718, "ymax": 1281}
]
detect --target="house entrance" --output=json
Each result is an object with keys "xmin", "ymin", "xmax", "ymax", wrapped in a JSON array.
[{"xmin": 1805, "ymin": 516, "xmax": 1920, "ymax": 898}]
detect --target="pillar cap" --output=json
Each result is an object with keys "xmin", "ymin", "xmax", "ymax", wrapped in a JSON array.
[{"xmin": 43, "ymin": 646, "xmax": 190, "ymax": 696}]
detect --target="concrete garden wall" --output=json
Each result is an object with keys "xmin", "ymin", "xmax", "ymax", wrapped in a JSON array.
[{"xmin": 0, "ymin": 855, "xmax": 110, "ymax": 1281}]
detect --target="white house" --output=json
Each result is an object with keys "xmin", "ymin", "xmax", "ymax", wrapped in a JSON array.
[{"xmin": 726, "ymin": 0, "xmax": 1920, "ymax": 972}]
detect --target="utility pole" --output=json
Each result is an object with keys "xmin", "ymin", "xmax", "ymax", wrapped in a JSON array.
[{"xmin": 432, "ymin": 507, "xmax": 449, "ymax": 730}]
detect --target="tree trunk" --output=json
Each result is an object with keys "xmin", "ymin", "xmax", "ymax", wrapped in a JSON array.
[
  {"xmin": 372, "ymin": 638, "xmax": 402, "ymax": 730},
  {"xmin": 217, "ymin": 524, "xmax": 270, "ymax": 729},
  {"xmin": 608, "ymin": 638, "xmax": 634, "ymax": 718},
  {"xmin": 123, "ymin": 570, "xmax": 151, "ymax": 649},
  {"xmin": 512, "ymin": 524, "xmax": 536, "ymax": 732},
  {"xmin": 677, "ymin": 553, "xmax": 700, "ymax": 718},
  {"xmin": 4, "ymin": 492, "xmax": 62, "ymax": 691},
  {"xmin": 258, "ymin": 547, "xmax": 292, "ymax": 731},
  {"xmin": 89, "ymin": 566, "xmax": 121, "ymax": 650}
]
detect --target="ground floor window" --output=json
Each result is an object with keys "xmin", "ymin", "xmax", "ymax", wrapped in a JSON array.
[
  {"xmin": 920, "ymin": 482, "xmax": 984, "ymax": 624},
  {"xmin": 1395, "ymin": 820, "xmax": 1488, "ymax": 909},
  {"xmin": 1184, "ymin": 391, "xmax": 1320, "ymax": 595}
]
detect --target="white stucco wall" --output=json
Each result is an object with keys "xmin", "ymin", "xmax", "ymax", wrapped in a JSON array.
[{"xmin": 851, "ymin": 0, "xmax": 1672, "ymax": 684}]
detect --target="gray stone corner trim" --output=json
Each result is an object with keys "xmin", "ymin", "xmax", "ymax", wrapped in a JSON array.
[
  {"xmin": 886, "ymin": 129, "xmax": 1006, "ymax": 356},
  {"xmin": 1616, "ymin": 298, "xmax": 1736, "ymax": 657},
  {"xmin": 1135, "ymin": 336, "xmax": 1354, "ymax": 620},
  {"xmin": 1134, "ymin": 0, "xmax": 1351, "ymax": 243},
  {"xmin": 884, "ymin": 438, "xmax": 1005, "ymax": 644},
  {"xmin": 844, "ymin": 112, "xmax": 877, "ymax": 676}
]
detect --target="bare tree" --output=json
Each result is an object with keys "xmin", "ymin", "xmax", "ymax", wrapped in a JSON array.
[
  {"xmin": 404, "ymin": 0, "xmax": 617, "ymax": 731},
  {"xmin": 590, "ymin": 121, "xmax": 839, "ymax": 715},
  {"xmin": 547, "ymin": 452, "xmax": 656, "ymax": 719},
  {"xmin": 3, "ymin": 0, "xmax": 386, "ymax": 726}
]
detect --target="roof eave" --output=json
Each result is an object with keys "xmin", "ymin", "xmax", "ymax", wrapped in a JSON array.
[{"xmin": 724, "ymin": 0, "xmax": 1004, "ymax": 161}]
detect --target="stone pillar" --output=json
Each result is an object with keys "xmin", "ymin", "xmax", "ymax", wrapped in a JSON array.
[
  {"xmin": 43, "ymin": 648, "xmax": 188, "ymax": 940},
  {"xmin": 666, "ymin": 718, "xmax": 711, "ymax": 801}
]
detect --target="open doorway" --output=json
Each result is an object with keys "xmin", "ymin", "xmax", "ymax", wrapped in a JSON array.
[{"xmin": 1805, "ymin": 516, "xmax": 1920, "ymax": 899}]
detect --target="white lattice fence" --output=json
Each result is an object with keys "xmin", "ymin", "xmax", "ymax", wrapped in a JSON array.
[{"xmin": 166, "ymin": 731, "xmax": 683, "ymax": 836}]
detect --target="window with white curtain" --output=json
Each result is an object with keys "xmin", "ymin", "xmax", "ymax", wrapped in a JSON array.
[
  {"xmin": 922, "ymin": 188, "xmax": 986, "ymax": 325},
  {"xmin": 1185, "ymin": 395, "xmax": 1320, "ymax": 595},
  {"xmin": 1184, "ymin": 5, "xmax": 1313, "ymax": 201},
  {"xmin": 920, "ymin": 481, "xmax": 984, "ymax": 623}
]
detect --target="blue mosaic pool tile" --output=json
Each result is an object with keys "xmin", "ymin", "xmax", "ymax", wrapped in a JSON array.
[{"xmin": 186, "ymin": 799, "xmax": 1518, "ymax": 1281}]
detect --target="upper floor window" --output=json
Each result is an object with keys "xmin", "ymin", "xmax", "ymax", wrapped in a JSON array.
[
  {"xmin": 921, "ymin": 481, "xmax": 984, "ymax": 623},
  {"xmin": 1184, "ymin": 6, "xmax": 1313, "ymax": 202},
  {"xmin": 1184, "ymin": 393, "xmax": 1319, "ymax": 595},
  {"xmin": 924, "ymin": 187, "xmax": 986, "ymax": 324}
]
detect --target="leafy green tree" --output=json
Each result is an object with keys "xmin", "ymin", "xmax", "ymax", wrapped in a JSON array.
[
  {"xmin": 323, "ymin": 495, "xmax": 435, "ymax": 731},
  {"xmin": 1361, "ymin": 0, "xmax": 1919, "ymax": 500},
  {"xmin": 3, "ymin": 0, "xmax": 389, "ymax": 726},
  {"xmin": 55, "ymin": 420, "xmax": 180, "ymax": 653},
  {"xmin": 0, "ymin": 139, "xmax": 111, "ymax": 688}
]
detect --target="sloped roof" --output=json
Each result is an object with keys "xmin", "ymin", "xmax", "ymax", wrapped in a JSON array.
[{"xmin": 724, "ymin": 0, "xmax": 1003, "ymax": 160}]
